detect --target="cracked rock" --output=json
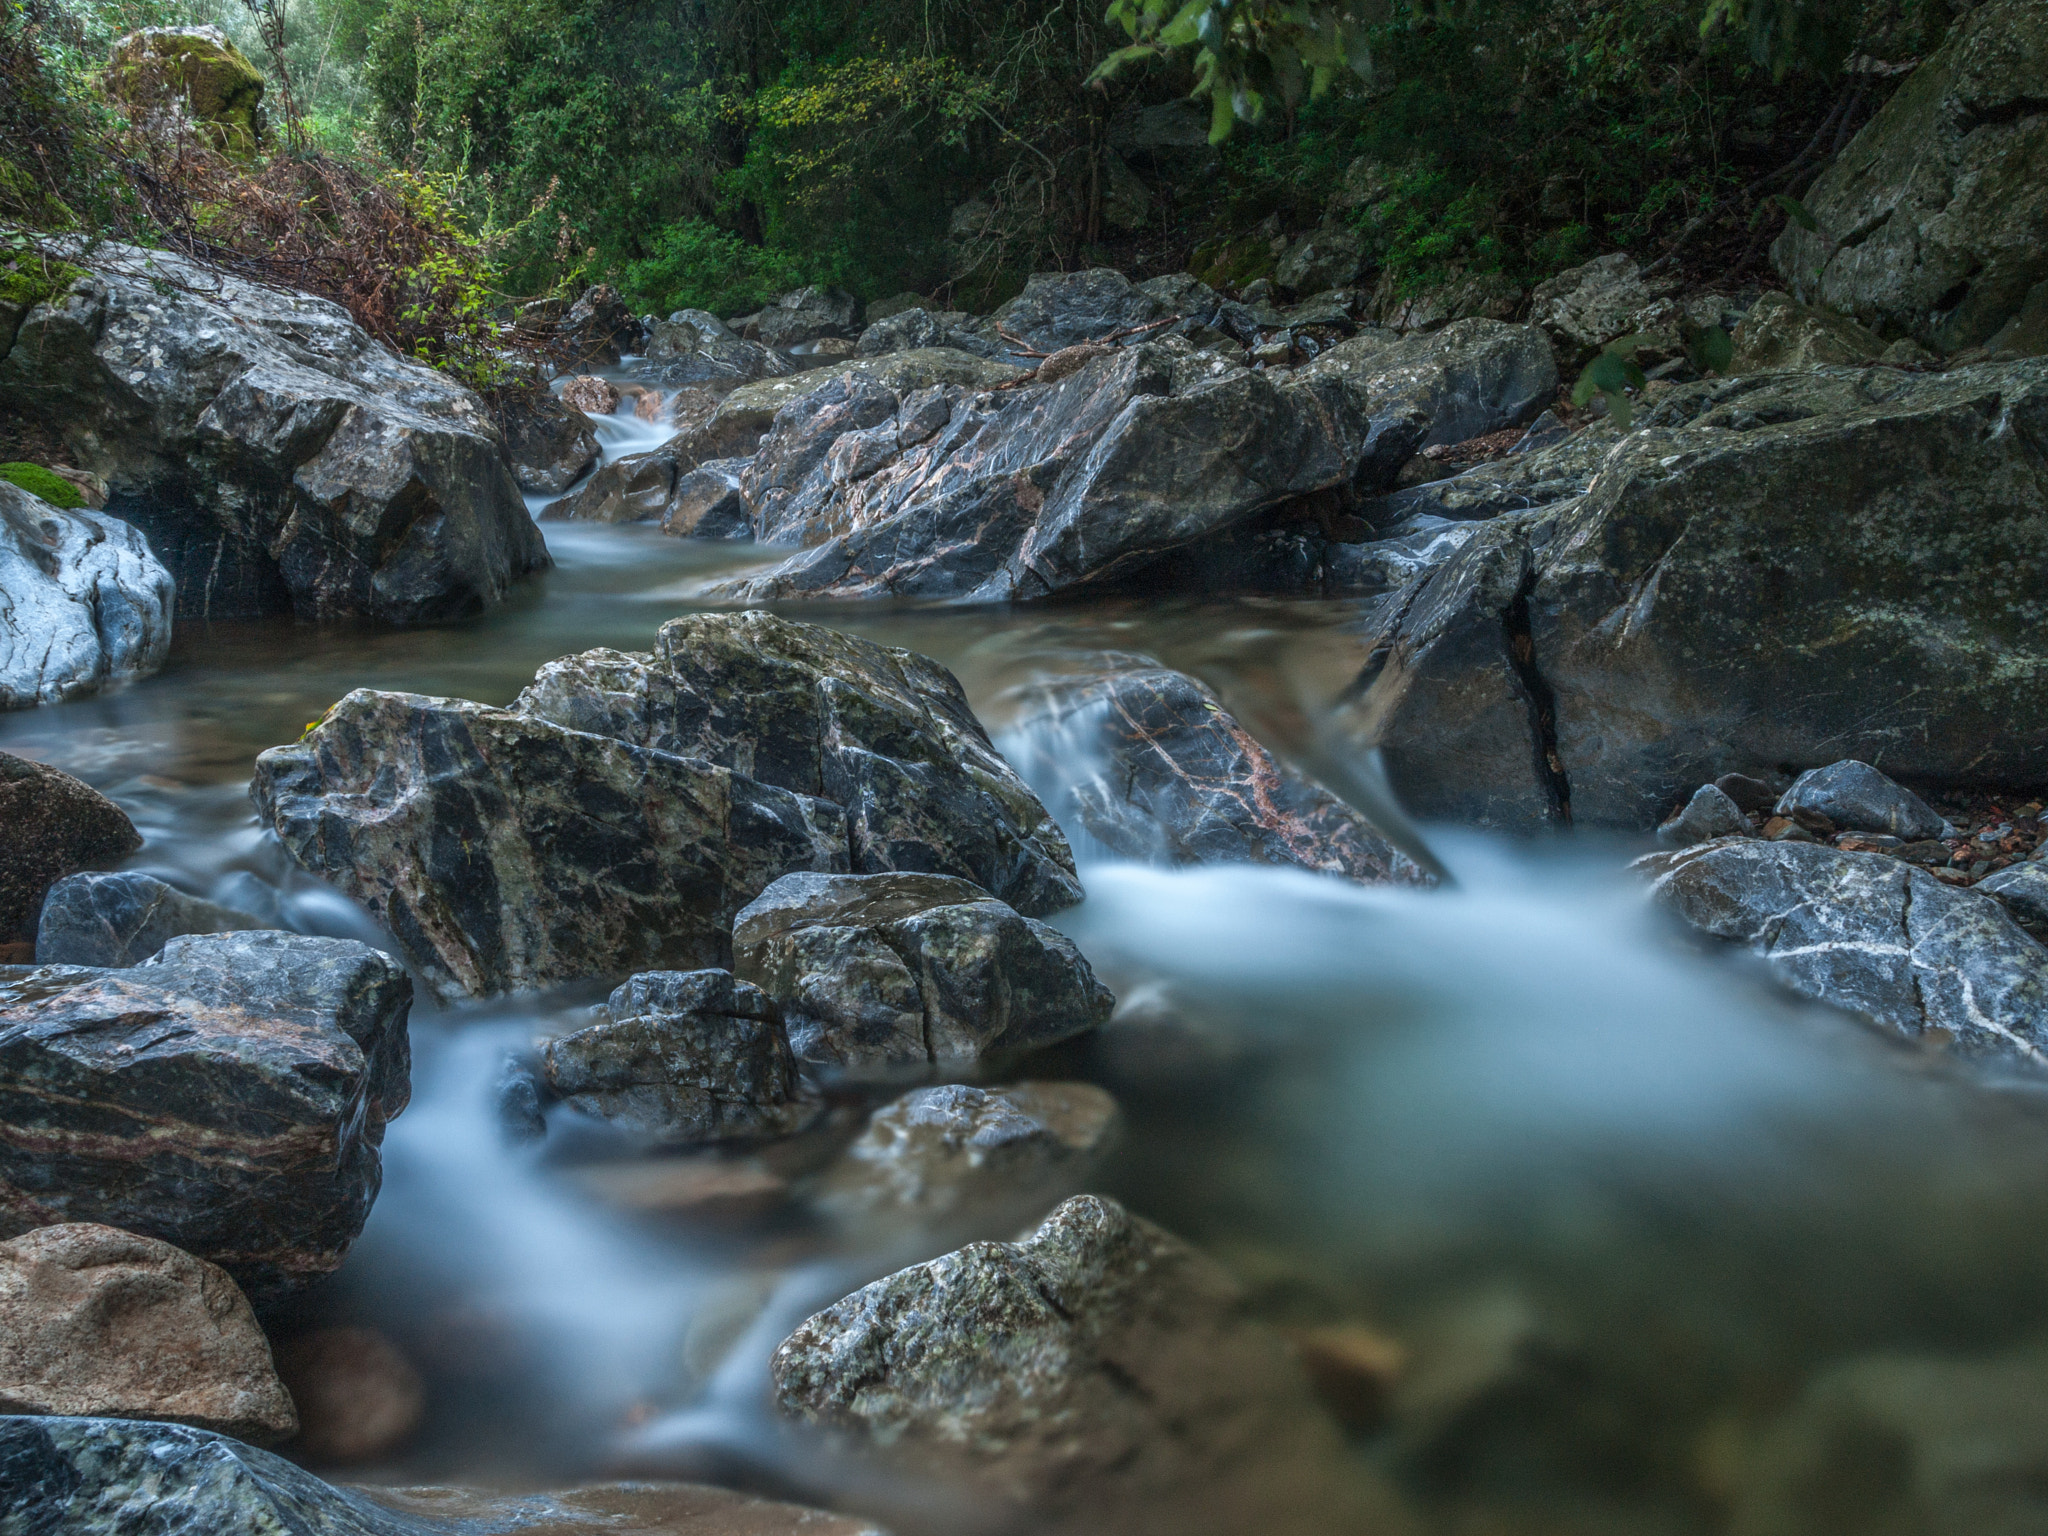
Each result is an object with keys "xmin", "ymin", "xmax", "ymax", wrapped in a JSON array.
[
  {"xmin": 1638, "ymin": 838, "xmax": 2048, "ymax": 1072},
  {"xmin": 1977, "ymin": 863, "xmax": 2048, "ymax": 931},
  {"xmin": 36, "ymin": 871, "xmax": 261, "ymax": 967},
  {"xmin": 770, "ymin": 1193, "xmax": 1415, "ymax": 1536},
  {"xmin": 732, "ymin": 872, "xmax": 1113, "ymax": 1075},
  {"xmin": 1774, "ymin": 760, "xmax": 1952, "ymax": 842}
]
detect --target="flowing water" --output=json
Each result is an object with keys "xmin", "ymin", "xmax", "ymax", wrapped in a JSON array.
[{"xmin": 11, "ymin": 410, "xmax": 2048, "ymax": 1534}]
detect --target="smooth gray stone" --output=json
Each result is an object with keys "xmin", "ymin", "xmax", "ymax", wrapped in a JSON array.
[
  {"xmin": 1775, "ymin": 760, "xmax": 1951, "ymax": 840},
  {"xmin": 37, "ymin": 870, "xmax": 261, "ymax": 967},
  {"xmin": 1977, "ymin": 862, "xmax": 2048, "ymax": 929},
  {"xmin": 1656, "ymin": 784, "xmax": 1752, "ymax": 848}
]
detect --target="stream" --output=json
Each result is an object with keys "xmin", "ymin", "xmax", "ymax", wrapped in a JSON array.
[{"xmin": 9, "ymin": 401, "xmax": 2048, "ymax": 1535}]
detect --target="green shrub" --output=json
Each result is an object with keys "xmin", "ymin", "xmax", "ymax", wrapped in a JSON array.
[
  {"xmin": 0, "ymin": 462, "xmax": 84, "ymax": 508},
  {"xmin": 621, "ymin": 218, "xmax": 812, "ymax": 320}
]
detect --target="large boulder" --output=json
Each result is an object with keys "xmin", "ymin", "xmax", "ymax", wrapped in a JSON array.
[
  {"xmin": 498, "ymin": 391, "xmax": 599, "ymax": 496},
  {"xmin": 642, "ymin": 309, "xmax": 794, "ymax": 388},
  {"xmin": 1638, "ymin": 838, "xmax": 2048, "ymax": 1071},
  {"xmin": 1728, "ymin": 291, "xmax": 1882, "ymax": 372},
  {"xmin": 0, "ymin": 1223, "xmax": 296, "ymax": 1443},
  {"xmin": 540, "ymin": 969, "xmax": 819, "ymax": 1145},
  {"xmin": 36, "ymin": 870, "xmax": 261, "ymax": 968},
  {"xmin": 1526, "ymin": 253, "xmax": 1679, "ymax": 367},
  {"xmin": 771, "ymin": 1193, "xmax": 1414, "ymax": 1536},
  {"xmin": 0, "ymin": 481, "xmax": 173, "ymax": 710},
  {"xmin": 539, "ymin": 436, "xmax": 689, "ymax": 523},
  {"xmin": 1008, "ymin": 659, "xmax": 1427, "ymax": 884},
  {"xmin": 0, "ymin": 1415, "xmax": 884, "ymax": 1536},
  {"xmin": 0, "ymin": 243, "xmax": 550, "ymax": 622},
  {"xmin": 0, "ymin": 932, "xmax": 412, "ymax": 1301},
  {"xmin": 854, "ymin": 307, "xmax": 1000, "ymax": 359},
  {"xmin": 745, "ymin": 287, "xmax": 861, "ymax": 349},
  {"xmin": 1342, "ymin": 360, "xmax": 2048, "ymax": 830},
  {"xmin": 990, "ymin": 268, "xmax": 1177, "ymax": 357},
  {"xmin": 0, "ymin": 754, "xmax": 140, "ymax": 948},
  {"xmin": 103, "ymin": 26, "xmax": 264, "ymax": 157},
  {"xmin": 732, "ymin": 871, "xmax": 1113, "ymax": 1074},
  {"xmin": 1773, "ymin": 0, "xmax": 2048, "ymax": 354},
  {"xmin": 250, "ymin": 690, "xmax": 850, "ymax": 1002},
  {"xmin": 700, "ymin": 347, "xmax": 1026, "ymax": 460},
  {"xmin": 713, "ymin": 321, "xmax": 1555, "ymax": 603}
]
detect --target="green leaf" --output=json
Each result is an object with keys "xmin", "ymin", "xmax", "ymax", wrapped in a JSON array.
[
  {"xmin": 1087, "ymin": 44, "xmax": 1162, "ymax": 85},
  {"xmin": 1209, "ymin": 79, "xmax": 1237, "ymax": 142},
  {"xmin": 1686, "ymin": 323, "xmax": 1735, "ymax": 375}
]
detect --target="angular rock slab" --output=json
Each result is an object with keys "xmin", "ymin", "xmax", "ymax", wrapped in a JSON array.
[
  {"xmin": 0, "ymin": 482, "xmax": 173, "ymax": 711},
  {"xmin": 499, "ymin": 391, "xmax": 599, "ymax": 496},
  {"xmin": 733, "ymin": 872, "xmax": 1113, "ymax": 1075},
  {"xmin": 0, "ymin": 243, "xmax": 549, "ymax": 623},
  {"xmin": 36, "ymin": 871, "xmax": 261, "ymax": 968},
  {"xmin": 251, "ymin": 689, "xmax": 850, "ymax": 1001},
  {"xmin": 0, "ymin": 1223, "xmax": 295, "ymax": 1443},
  {"xmin": 0, "ymin": 932, "xmax": 412, "ymax": 1301},
  {"xmin": 1638, "ymin": 839, "xmax": 2048, "ymax": 1071},
  {"xmin": 1774, "ymin": 760, "xmax": 1950, "ymax": 841},
  {"xmin": 1007, "ymin": 659, "xmax": 1427, "ymax": 883},
  {"xmin": 542, "ymin": 970, "xmax": 819, "ymax": 1146},
  {"xmin": 771, "ymin": 1193, "xmax": 1414, "ymax": 1536},
  {"xmin": 0, "ymin": 1415, "xmax": 886, "ymax": 1536},
  {"xmin": 517, "ymin": 611, "xmax": 1082, "ymax": 917},
  {"xmin": 0, "ymin": 754, "xmax": 140, "ymax": 944}
]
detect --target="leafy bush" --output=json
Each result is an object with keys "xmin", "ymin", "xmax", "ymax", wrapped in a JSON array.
[{"xmin": 621, "ymin": 217, "xmax": 809, "ymax": 319}]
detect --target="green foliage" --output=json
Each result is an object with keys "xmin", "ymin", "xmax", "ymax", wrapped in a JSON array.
[
  {"xmin": 1572, "ymin": 335, "xmax": 1651, "ymax": 426},
  {"xmin": 621, "ymin": 217, "xmax": 810, "ymax": 319},
  {"xmin": 0, "ymin": 462, "xmax": 85, "ymax": 507}
]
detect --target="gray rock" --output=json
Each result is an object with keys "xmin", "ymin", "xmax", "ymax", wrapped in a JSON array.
[
  {"xmin": 1007, "ymin": 659, "xmax": 1427, "ymax": 883},
  {"xmin": 1977, "ymin": 862, "xmax": 2048, "ymax": 930},
  {"xmin": 1275, "ymin": 229, "xmax": 1365, "ymax": 295},
  {"xmin": 0, "ymin": 931, "xmax": 412, "ymax": 1301},
  {"xmin": 660, "ymin": 456, "xmax": 751, "ymax": 539},
  {"xmin": 643, "ymin": 309, "xmax": 794, "ymax": 387},
  {"xmin": 1655, "ymin": 783, "xmax": 1752, "ymax": 848},
  {"xmin": 0, "ymin": 243, "xmax": 549, "ymax": 622},
  {"xmin": 1774, "ymin": 760, "xmax": 1951, "ymax": 840},
  {"xmin": 700, "ymin": 347, "xmax": 1025, "ymax": 459},
  {"xmin": 1729, "ymin": 291, "xmax": 1882, "ymax": 372},
  {"xmin": 0, "ymin": 482, "xmax": 172, "ymax": 710},
  {"xmin": 1370, "ymin": 273, "xmax": 1527, "ymax": 336},
  {"xmin": 748, "ymin": 286, "xmax": 861, "ymax": 349},
  {"xmin": 1773, "ymin": 0, "xmax": 2048, "ymax": 353},
  {"xmin": 250, "ymin": 687, "xmax": 851, "ymax": 1002},
  {"xmin": 1638, "ymin": 839, "xmax": 2048, "ymax": 1071},
  {"xmin": 815, "ymin": 1081, "xmax": 1120, "ymax": 1228},
  {"xmin": 990, "ymin": 267, "xmax": 1175, "ymax": 357},
  {"xmin": 854, "ymin": 306, "xmax": 999, "ymax": 359},
  {"xmin": 498, "ymin": 391, "xmax": 599, "ymax": 495},
  {"xmin": 554, "ymin": 283, "xmax": 642, "ymax": 365},
  {"xmin": 540, "ymin": 437, "xmax": 688, "ymax": 523},
  {"xmin": 1353, "ymin": 421, "xmax": 1617, "ymax": 529},
  {"xmin": 541, "ymin": 969, "xmax": 818, "ymax": 1145},
  {"xmin": 732, "ymin": 871, "xmax": 1113, "ymax": 1075},
  {"xmin": 1526, "ymin": 253, "xmax": 1681, "ymax": 368},
  {"xmin": 770, "ymin": 1194, "xmax": 1413, "ymax": 1536},
  {"xmin": 0, "ymin": 1414, "xmax": 886, "ymax": 1536},
  {"xmin": 36, "ymin": 870, "xmax": 261, "ymax": 967},
  {"xmin": 0, "ymin": 754, "xmax": 141, "ymax": 946},
  {"xmin": 1325, "ymin": 518, "xmax": 1484, "ymax": 595}
]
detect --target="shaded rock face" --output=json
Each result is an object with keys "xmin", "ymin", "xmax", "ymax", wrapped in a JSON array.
[
  {"xmin": 555, "ymin": 283, "xmax": 643, "ymax": 366},
  {"xmin": 0, "ymin": 931, "xmax": 412, "ymax": 1301},
  {"xmin": 540, "ymin": 437, "xmax": 687, "ymax": 523},
  {"xmin": 747, "ymin": 287, "xmax": 861, "ymax": 350},
  {"xmin": 1775, "ymin": 760, "xmax": 1950, "ymax": 841},
  {"xmin": 1527, "ymin": 253, "xmax": 1680, "ymax": 367},
  {"xmin": 661, "ymin": 457, "xmax": 750, "ymax": 539},
  {"xmin": 714, "ymin": 322, "xmax": 1554, "ymax": 604},
  {"xmin": 1655, "ymin": 784, "xmax": 1750, "ymax": 849},
  {"xmin": 1729, "ymin": 291, "xmax": 1881, "ymax": 372},
  {"xmin": 517, "ymin": 612, "xmax": 1083, "ymax": 917},
  {"xmin": 37, "ymin": 871, "xmax": 260, "ymax": 968},
  {"xmin": 0, "ymin": 1415, "xmax": 886, "ymax": 1536},
  {"xmin": 991, "ymin": 268, "xmax": 1178, "ymax": 357},
  {"xmin": 700, "ymin": 347, "xmax": 1027, "ymax": 461},
  {"xmin": 0, "ymin": 481, "xmax": 174, "ymax": 710},
  {"xmin": 816, "ymin": 1081, "xmax": 1120, "ymax": 1229},
  {"xmin": 771, "ymin": 1194, "xmax": 1412, "ymax": 1536},
  {"xmin": 541, "ymin": 969, "xmax": 819, "ymax": 1145},
  {"xmin": 273, "ymin": 1326, "xmax": 424, "ymax": 1466},
  {"xmin": 0, "ymin": 1223, "xmax": 295, "ymax": 1443},
  {"xmin": 732, "ymin": 872, "xmax": 1113, "ymax": 1074},
  {"xmin": 1346, "ymin": 361, "xmax": 2048, "ymax": 830},
  {"xmin": 854, "ymin": 307, "xmax": 999, "ymax": 359},
  {"xmin": 0, "ymin": 244, "xmax": 550, "ymax": 623},
  {"xmin": 0, "ymin": 754, "xmax": 140, "ymax": 946},
  {"xmin": 1639, "ymin": 839, "xmax": 2048, "ymax": 1071},
  {"xmin": 644, "ymin": 309, "xmax": 794, "ymax": 388},
  {"xmin": 104, "ymin": 26, "xmax": 265, "ymax": 157},
  {"xmin": 1774, "ymin": 0, "xmax": 2048, "ymax": 353},
  {"xmin": 1008, "ymin": 660, "xmax": 1427, "ymax": 884},
  {"xmin": 251, "ymin": 688, "xmax": 850, "ymax": 1002},
  {"xmin": 498, "ymin": 391, "xmax": 599, "ymax": 496},
  {"xmin": 1979, "ymin": 862, "xmax": 2048, "ymax": 930}
]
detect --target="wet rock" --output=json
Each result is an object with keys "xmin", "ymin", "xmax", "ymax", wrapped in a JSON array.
[
  {"xmin": 251, "ymin": 688, "xmax": 850, "ymax": 1002},
  {"xmin": 733, "ymin": 871, "xmax": 1113, "ymax": 1075},
  {"xmin": 0, "ymin": 481, "xmax": 174, "ymax": 710},
  {"xmin": 516, "ymin": 611, "xmax": 1082, "ymax": 917},
  {"xmin": 1526, "ymin": 253, "xmax": 1681, "ymax": 368},
  {"xmin": 700, "ymin": 347, "xmax": 1025, "ymax": 459},
  {"xmin": 771, "ymin": 1193, "xmax": 1412, "ymax": 1536},
  {"xmin": 541, "ymin": 970, "xmax": 818, "ymax": 1146},
  {"xmin": 104, "ymin": 26, "xmax": 264, "ymax": 157},
  {"xmin": 1715, "ymin": 773, "xmax": 1780, "ymax": 814},
  {"xmin": 273, "ymin": 1326, "xmax": 424, "ymax": 1466},
  {"xmin": 990, "ymin": 268, "xmax": 1176, "ymax": 357},
  {"xmin": 1731, "ymin": 1343, "xmax": 2048, "ymax": 1536},
  {"xmin": 1353, "ymin": 421, "xmax": 1615, "ymax": 530},
  {"xmin": 35, "ymin": 871, "xmax": 259, "ymax": 968},
  {"xmin": 0, "ymin": 753, "xmax": 141, "ymax": 944},
  {"xmin": 1774, "ymin": 760, "xmax": 1951, "ymax": 842},
  {"xmin": 1324, "ymin": 517, "xmax": 1484, "ymax": 594},
  {"xmin": 0, "ymin": 1223, "xmax": 296, "ymax": 1443},
  {"xmin": 495, "ymin": 1053, "xmax": 547, "ymax": 1144},
  {"xmin": 541, "ymin": 437, "xmax": 686, "ymax": 523},
  {"xmin": 1638, "ymin": 839, "xmax": 2048, "ymax": 1071},
  {"xmin": 853, "ymin": 307, "xmax": 999, "ymax": 359},
  {"xmin": 558, "ymin": 374, "xmax": 621, "ymax": 416},
  {"xmin": 715, "ymin": 322, "xmax": 1553, "ymax": 604},
  {"xmin": 747, "ymin": 287, "xmax": 861, "ymax": 350},
  {"xmin": 1729, "ymin": 291, "xmax": 1881, "ymax": 372},
  {"xmin": 1275, "ymin": 230, "xmax": 1366, "ymax": 295},
  {"xmin": 1009, "ymin": 660, "xmax": 1426, "ymax": 883},
  {"xmin": 1655, "ymin": 784, "xmax": 1752, "ymax": 848},
  {"xmin": 556, "ymin": 283, "xmax": 643, "ymax": 365},
  {"xmin": 815, "ymin": 1082, "xmax": 1120, "ymax": 1228},
  {"xmin": 0, "ymin": 931, "xmax": 412, "ymax": 1300},
  {"xmin": 1345, "ymin": 361, "xmax": 2048, "ymax": 830},
  {"xmin": 1773, "ymin": 0, "xmax": 2048, "ymax": 353},
  {"xmin": 0, "ymin": 243, "xmax": 549, "ymax": 623},
  {"xmin": 644, "ymin": 309, "xmax": 794, "ymax": 388},
  {"xmin": 661, "ymin": 457, "xmax": 751, "ymax": 539},
  {"xmin": 499, "ymin": 391, "xmax": 599, "ymax": 495},
  {"xmin": 0, "ymin": 1415, "xmax": 887, "ymax": 1535},
  {"xmin": 1977, "ymin": 863, "xmax": 2048, "ymax": 930}
]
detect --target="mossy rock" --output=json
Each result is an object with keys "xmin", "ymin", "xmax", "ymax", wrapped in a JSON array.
[
  {"xmin": 1190, "ymin": 234, "xmax": 1278, "ymax": 292},
  {"xmin": 105, "ymin": 26, "xmax": 266, "ymax": 159},
  {"xmin": 0, "ymin": 463, "xmax": 85, "ymax": 509},
  {"xmin": 0, "ymin": 255, "xmax": 85, "ymax": 313}
]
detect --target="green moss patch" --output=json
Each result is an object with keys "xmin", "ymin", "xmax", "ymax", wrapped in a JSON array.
[
  {"xmin": 0, "ymin": 257, "xmax": 84, "ymax": 312},
  {"xmin": 0, "ymin": 463, "xmax": 84, "ymax": 509}
]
